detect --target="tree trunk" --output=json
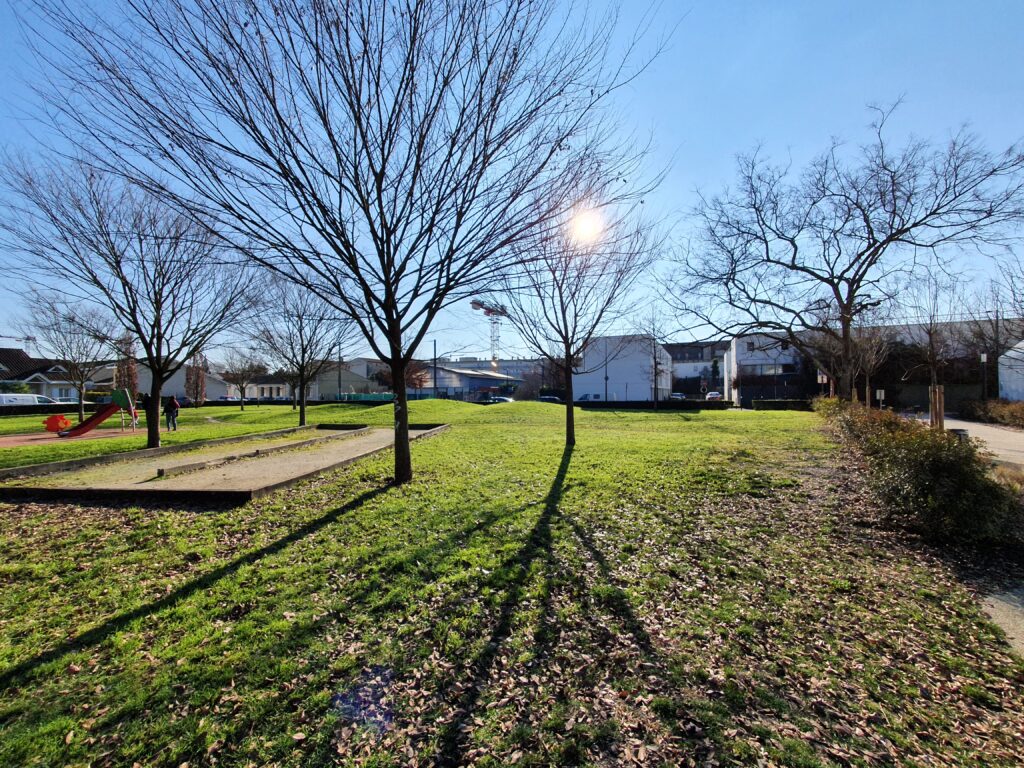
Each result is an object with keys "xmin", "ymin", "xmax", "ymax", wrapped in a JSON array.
[
  {"xmin": 147, "ymin": 379, "xmax": 162, "ymax": 448},
  {"xmin": 563, "ymin": 354, "xmax": 576, "ymax": 447},
  {"xmin": 391, "ymin": 359, "xmax": 413, "ymax": 484},
  {"xmin": 864, "ymin": 372, "xmax": 871, "ymax": 408},
  {"xmin": 240, "ymin": 386, "xmax": 245, "ymax": 410},
  {"xmin": 298, "ymin": 373, "xmax": 307, "ymax": 427},
  {"xmin": 77, "ymin": 383, "xmax": 86, "ymax": 424},
  {"xmin": 839, "ymin": 311, "xmax": 855, "ymax": 401}
]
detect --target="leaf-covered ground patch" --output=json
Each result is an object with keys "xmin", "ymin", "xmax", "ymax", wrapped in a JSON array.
[{"xmin": 1, "ymin": 405, "xmax": 1021, "ymax": 766}]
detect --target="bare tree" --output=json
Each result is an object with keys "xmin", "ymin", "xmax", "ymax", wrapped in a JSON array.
[
  {"xmin": 851, "ymin": 323, "xmax": 894, "ymax": 407},
  {"xmin": 0, "ymin": 161, "xmax": 256, "ymax": 447},
  {"xmin": 220, "ymin": 350, "xmax": 267, "ymax": 410},
  {"xmin": 958, "ymin": 279, "xmax": 1024, "ymax": 399},
  {"xmin": 184, "ymin": 352, "xmax": 207, "ymax": 406},
  {"xmin": 251, "ymin": 278, "xmax": 356, "ymax": 426},
  {"xmin": 26, "ymin": 0, "xmax": 660, "ymax": 483},
  {"xmin": 632, "ymin": 307, "xmax": 676, "ymax": 407},
  {"xmin": 21, "ymin": 291, "xmax": 114, "ymax": 422},
  {"xmin": 676, "ymin": 107, "xmax": 1024, "ymax": 399},
  {"xmin": 497, "ymin": 199, "xmax": 655, "ymax": 446},
  {"xmin": 896, "ymin": 268, "xmax": 967, "ymax": 426}
]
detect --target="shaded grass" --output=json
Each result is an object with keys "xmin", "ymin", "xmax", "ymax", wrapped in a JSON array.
[{"xmin": 1, "ymin": 406, "xmax": 1021, "ymax": 766}]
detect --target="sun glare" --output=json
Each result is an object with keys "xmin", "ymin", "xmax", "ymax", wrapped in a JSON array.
[{"xmin": 569, "ymin": 207, "xmax": 603, "ymax": 245}]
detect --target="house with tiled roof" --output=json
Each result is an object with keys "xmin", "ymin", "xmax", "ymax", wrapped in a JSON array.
[{"xmin": 0, "ymin": 347, "xmax": 80, "ymax": 399}]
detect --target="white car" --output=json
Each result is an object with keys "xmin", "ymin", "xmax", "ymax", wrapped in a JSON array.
[
  {"xmin": 705, "ymin": 391, "xmax": 723, "ymax": 401},
  {"xmin": 0, "ymin": 394, "xmax": 59, "ymax": 406}
]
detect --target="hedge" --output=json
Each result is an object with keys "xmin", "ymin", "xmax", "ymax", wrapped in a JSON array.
[
  {"xmin": 813, "ymin": 397, "xmax": 1023, "ymax": 546},
  {"xmin": 958, "ymin": 399, "xmax": 1024, "ymax": 429},
  {"xmin": 752, "ymin": 399, "xmax": 811, "ymax": 411}
]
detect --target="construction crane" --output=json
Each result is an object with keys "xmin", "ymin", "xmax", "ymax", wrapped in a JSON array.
[{"xmin": 470, "ymin": 300, "xmax": 507, "ymax": 367}]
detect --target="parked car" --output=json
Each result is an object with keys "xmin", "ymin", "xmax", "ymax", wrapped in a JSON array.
[
  {"xmin": 537, "ymin": 395, "xmax": 563, "ymax": 404},
  {"xmin": 669, "ymin": 393, "xmax": 686, "ymax": 401},
  {"xmin": 217, "ymin": 396, "xmax": 240, "ymax": 402},
  {"xmin": 705, "ymin": 391, "xmax": 723, "ymax": 401},
  {"xmin": 574, "ymin": 393, "xmax": 602, "ymax": 403},
  {"xmin": 56, "ymin": 396, "xmax": 94, "ymax": 405},
  {"xmin": 0, "ymin": 394, "xmax": 59, "ymax": 405},
  {"xmin": 480, "ymin": 395, "xmax": 513, "ymax": 404}
]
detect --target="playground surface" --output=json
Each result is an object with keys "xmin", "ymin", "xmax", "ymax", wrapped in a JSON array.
[
  {"xmin": 0, "ymin": 428, "xmax": 138, "ymax": 448},
  {"xmin": 0, "ymin": 425, "xmax": 446, "ymax": 504}
]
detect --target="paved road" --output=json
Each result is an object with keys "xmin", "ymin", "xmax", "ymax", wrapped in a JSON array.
[{"xmin": 943, "ymin": 418, "xmax": 1024, "ymax": 467}]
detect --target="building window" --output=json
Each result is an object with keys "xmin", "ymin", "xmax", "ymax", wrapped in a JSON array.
[
  {"xmin": 745, "ymin": 341, "xmax": 755, "ymax": 352},
  {"xmin": 781, "ymin": 341, "xmax": 789, "ymax": 350}
]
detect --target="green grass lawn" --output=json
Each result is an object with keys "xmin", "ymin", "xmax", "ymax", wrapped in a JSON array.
[{"xmin": 1, "ymin": 404, "xmax": 1022, "ymax": 766}]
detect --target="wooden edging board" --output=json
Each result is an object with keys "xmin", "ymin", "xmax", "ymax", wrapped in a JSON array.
[
  {"xmin": 0, "ymin": 424, "xmax": 450, "ymax": 506},
  {"xmin": 0, "ymin": 424, "xmax": 366, "ymax": 481}
]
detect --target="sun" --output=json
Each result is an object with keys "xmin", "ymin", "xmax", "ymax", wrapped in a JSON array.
[{"xmin": 569, "ymin": 207, "xmax": 603, "ymax": 245}]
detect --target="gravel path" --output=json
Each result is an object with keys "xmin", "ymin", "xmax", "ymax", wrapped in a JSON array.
[
  {"xmin": 9, "ymin": 430, "xmax": 346, "ymax": 488},
  {"xmin": 152, "ymin": 428, "xmax": 420, "ymax": 492},
  {"xmin": 15, "ymin": 428, "xmax": 432, "ymax": 494}
]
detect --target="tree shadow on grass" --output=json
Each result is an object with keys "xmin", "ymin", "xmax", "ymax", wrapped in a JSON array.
[
  {"xmin": 433, "ymin": 444, "xmax": 572, "ymax": 765},
  {"xmin": 0, "ymin": 484, "xmax": 394, "ymax": 693}
]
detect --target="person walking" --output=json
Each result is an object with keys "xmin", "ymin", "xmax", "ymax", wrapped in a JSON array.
[{"xmin": 163, "ymin": 396, "xmax": 180, "ymax": 432}]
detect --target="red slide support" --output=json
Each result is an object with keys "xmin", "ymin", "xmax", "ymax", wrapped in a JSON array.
[{"xmin": 58, "ymin": 403, "xmax": 121, "ymax": 438}]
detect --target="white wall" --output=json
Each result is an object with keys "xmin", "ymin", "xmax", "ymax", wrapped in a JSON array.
[
  {"xmin": 999, "ymin": 342, "xmax": 1024, "ymax": 401},
  {"xmin": 572, "ymin": 335, "xmax": 673, "ymax": 402}
]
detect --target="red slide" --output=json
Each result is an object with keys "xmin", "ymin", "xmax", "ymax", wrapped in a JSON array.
[{"xmin": 58, "ymin": 403, "xmax": 121, "ymax": 438}]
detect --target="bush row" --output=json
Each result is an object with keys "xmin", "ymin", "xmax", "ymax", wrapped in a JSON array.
[
  {"xmin": 957, "ymin": 399, "xmax": 1024, "ymax": 429},
  {"xmin": 751, "ymin": 399, "xmax": 811, "ymax": 411},
  {"xmin": 813, "ymin": 397, "xmax": 1022, "ymax": 546}
]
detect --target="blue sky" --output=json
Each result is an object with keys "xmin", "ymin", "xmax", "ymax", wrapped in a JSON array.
[{"xmin": 1, "ymin": 1, "xmax": 1023, "ymax": 359}]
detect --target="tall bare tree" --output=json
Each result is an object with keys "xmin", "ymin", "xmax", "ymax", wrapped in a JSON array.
[
  {"xmin": 497, "ymin": 198, "xmax": 656, "ymax": 446},
  {"xmin": 676, "ymin": 108, "xmax": 1024, "ymax": 399},
  {"xmin": 251, "ymin": 278, "xmax": 356, "ymax": 426},
  {"xmin": 21, "ymin": 291, "xmax": 114, "ymax": 422},
  {"xmin": 26, "ymin": 0, "xmax": 659, "ymax": 482},
  {"xmin": 0, "ymin": 161, "xmax": 256, "ymax": 447}
]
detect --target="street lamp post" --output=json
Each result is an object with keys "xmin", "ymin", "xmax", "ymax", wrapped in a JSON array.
[{"xmin": 981, "ymin": 352, "xmax": 988, "ymax": 401}]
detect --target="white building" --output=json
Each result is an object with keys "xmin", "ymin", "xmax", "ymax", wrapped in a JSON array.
[
  {"xmin": 92, "ymin": 361, "xmax": 230, "ymax": 401},
  {"xmin": 722, "ymin": 334, "xmax": 804, "ymax": 407},
  {"xmin": 571, "ymin": 335, "xmax": 673, "ymax": 403},
  {"xmin": 999, "ymin": 341, "xmax": 1024, "ymax": 401}
]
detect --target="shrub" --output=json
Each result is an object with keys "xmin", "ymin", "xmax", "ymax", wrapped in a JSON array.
[
  {"xmin": 959, "ymin": 399, "xmax": 1024, "ymax": 429},
  {"xmin": 817, "ymin": 402, "xmax": 1022, "ymax": 545},
  {"xmin": 811, "ymin": 396, "xmax": 846, "ymax": 419}
]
